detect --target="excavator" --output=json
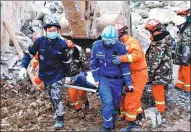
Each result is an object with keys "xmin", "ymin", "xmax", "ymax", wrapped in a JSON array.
[{"xmin": 59, "ymin": 1, "xmax": 132, "ymax": 48}]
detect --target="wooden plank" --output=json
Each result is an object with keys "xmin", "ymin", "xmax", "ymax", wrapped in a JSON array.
[
  {"xmin": 3, "ymin": 21, "xmax": 24, "ymax": 59},
  {"xmin": 3, "ymin": 20, "xmax": 36, "ymax": 87}
]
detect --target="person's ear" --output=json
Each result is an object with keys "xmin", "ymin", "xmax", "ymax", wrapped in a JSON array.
[{"xmin": 57, "ymin": 28, "xmax": 60, "ymax": 33}]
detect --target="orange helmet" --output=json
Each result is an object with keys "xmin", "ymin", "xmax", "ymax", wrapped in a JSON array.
[
  {"xmin": 115, "ymin": 24, "xmax": 128, "ymax": 38},
  {"xmin": 177, "ymin": 8, "xmax": 191, "ymax": 15},
  {"xmin": 145, "ymin": 19, "xmax": 162, "ymax": 33},
  {"xmin": 32, "ymin": 32, "xmax": 43, "ymax": 42}
]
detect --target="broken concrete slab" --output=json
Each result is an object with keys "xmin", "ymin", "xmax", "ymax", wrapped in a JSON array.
[
  {"xmin": 131, "ymin": 12, "xmax": 143, "ymax": 26},
  {"xmin": 145, "ymin": 1, "xmax": 164, "ymax": 8},
  {"xmin": 144, "ymin": 107, "xmax": 162, "ymax": 128},
  {"xmin": 149, "ymin": 8, "xmax": 178, "ymax": 24}
]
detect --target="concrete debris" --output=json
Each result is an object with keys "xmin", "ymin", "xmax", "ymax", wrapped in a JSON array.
[
  {"xmin": 36, "ymin": 7, "xmax": 52, "ymax": 20},
  {"xmin": 1, "ymin": 1, "xmax": 191, "ymax": 131},
  {"xmin": 145, "ymin": 1, "xmax": 164, "ymax": 8},
  {"xmin": 135, "ymin": 9, "xmax": 149, "ymax": 18},
  {"xmin": 144, "ymin": 107, "xmax": 162, "ymax": 128},
  {"xmin": 131, "ymin": 12, "xmax": 142, "ymax": 26},
  {"xmin": 16, "ymin": 34, "xmax": 33, "ymax": 51},
  {"xmin": 31, "ymin": 20, "xmax": 43, "ymax": 33}
]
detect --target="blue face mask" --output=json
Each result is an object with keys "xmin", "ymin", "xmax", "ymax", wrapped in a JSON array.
[{"xmin": 46, "ymin": 32, "xmax": 59, "ymax": 39}]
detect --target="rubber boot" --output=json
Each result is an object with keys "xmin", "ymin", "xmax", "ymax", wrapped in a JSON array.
[
  {"xmin": 76, "ymin": 108, "xmax": 81, "ymax": 112},
  {"xmin": 120, "ymin": 121, "xmax": 136, "ymax": 132},
  {"xmin": 85, "ymin": 100, "xmax": 90, "ymax": 110},
  {"xmin": 54, "ymin": 116, "xmax": 64, "ymax": 130},
  {"xmin": 118, "ymin": 116, "xmax": 125, "ymax": 121},
  {"xmin": 136, "ymin": 113, "xmax": 143, "ymax": 121}
]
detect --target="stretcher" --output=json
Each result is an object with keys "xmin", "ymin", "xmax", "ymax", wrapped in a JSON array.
[{"xmin": 63, "ymin": 84, "xmax": 98, "ymax": 93}]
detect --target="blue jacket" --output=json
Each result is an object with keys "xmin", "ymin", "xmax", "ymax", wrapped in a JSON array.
[
  {"xmin": 21, "ymin": 36, "xmax": 69, "ymax": 84},
  {"xmin": 90, "ymin": 40, "xmax": 132, "ymax": 86},
  {"xmin": 72, "ymin": 72, "xmax": 97, "ymax": 89}
]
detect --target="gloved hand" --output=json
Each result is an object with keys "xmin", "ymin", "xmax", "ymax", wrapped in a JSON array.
[
  {"xmin": 67, "ymin": 40, "xmax": 75, "ymax": 48},
  {"xmin": 19, "ymin": 67, "xmax": 27, "ymax": 80},
  {"xmin": 94, "ymin": 82, "xmax": 100, "ymax": 88},
  {"xmin": 65, "ymin": 77, "xmax": 72, "ymax": 84},
  {"xmin": 112, "ymin": 56, "xmax": 121, "ymax": 64},
  {"xmin": 125, "ymin": 85, "xmax": 134, "ymax": 92}
]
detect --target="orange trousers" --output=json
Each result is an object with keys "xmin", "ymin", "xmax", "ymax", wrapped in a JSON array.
[
  {"xmin": 152, "ymin": 84, "xmax": 165, "ymax": 113},
  {"xmin": 33, "ymin": 53, "xmax": 39, "ymax": 69},
  {"xmin": 34, "ymin": 71, "xmax": 44, "ymax": 91},
  {"xmin": 176, "ymin": 65, "xmax": 191, "ymax": 92},
  {"xmin": 120, "ymin": 70, "xmax": 148, "ymax": 121},
  {"xmin": 68, "ymin": 88, "xmax": 88, "ymax": 110}
]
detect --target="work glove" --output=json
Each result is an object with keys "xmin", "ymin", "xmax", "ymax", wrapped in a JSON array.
[
  {"xmin": 94, "ymin": 82, "xmax": 100, "ymax": 88},
  {"xmin": 67, "ymin": 40, "xmax": 75, "ymax": 49},
  {"xmin": 19, "ymin": 67, "xmax": 27, "ymax": 80},
  {"xmin": 112, "ymin": 56, "xmax": 121, "ymax": 64},
  {"xmin": 65, "ymin": 77, "xmax": 72, "ymax": 84},
  {"xmin": 94, "ymin": 82, "xmax": 100, "ymax": 96},
  {"xmin": 125, "ymin": 85, "xmax": 134, "ymax": 92}
]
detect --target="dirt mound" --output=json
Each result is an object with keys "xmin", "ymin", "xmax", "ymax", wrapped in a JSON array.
[{"xmin": 0, "ymin": 81, "xmax": 190, "ymax": 131}]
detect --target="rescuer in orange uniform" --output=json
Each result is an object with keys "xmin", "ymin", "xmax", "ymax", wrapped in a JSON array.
[
  {"xmin": 32, "ymin": 32, "xmax": 45, "ymax": 91},
  {"xmin": 174, "ymin": 9, "xmax": 191, "ymax": 94},
  {"xmin": 66, "ymin": 46, "xmax": 91, "ymax": 112},
  {"xmin": 113, "ymin": 24, "xmax": 148, "ymax": 131}
]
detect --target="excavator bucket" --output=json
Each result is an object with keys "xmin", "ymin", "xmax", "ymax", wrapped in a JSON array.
[{"xmin": 60, "ymin": 1, "xmax": 132, "ymax": 39}]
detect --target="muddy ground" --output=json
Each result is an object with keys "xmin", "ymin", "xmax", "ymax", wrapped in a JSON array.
[{"xmin": 0, "ymin": 80, "xmax": 190, "ymax": 131}]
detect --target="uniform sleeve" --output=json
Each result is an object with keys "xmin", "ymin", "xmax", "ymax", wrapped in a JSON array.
[
  {"xmin": 149, "ymin": 44, "xmax": 163, "ymax": 71},
  {"xmin": 61, "ymin": 39, "xmax": 70, "ymax": 62},
  {"xmin": 80, "ymin": 53, "xmax": 90, "ymax": 71},
  {"xmin": 20, "ymin": 38, "xmax": 41, "ymax": 69},
  {"xmin": 119, "ymin": 45, "xmax": 132, "ymax": 86},
  {"xmin": 120, "ymin": 39, "xmax": 143, "ymax": 63},
  {"xmin": 90, "ymin": 43, "xmax": 99, "ymax": 82}
]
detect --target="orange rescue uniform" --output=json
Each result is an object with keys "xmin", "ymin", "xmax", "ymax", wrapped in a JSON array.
[
  {"xmin": 176, "ymin": 65, "xmax": 191, "ymax": 92},
  {"xmin": 33, "ymin": 52, "xmax": 45, "ymax": 91},
  {"xmin": 68, "ymin": 88, "xmax": 88, "ymax": 110},
  {"xmin": 119, "ymin": 35, "xmax": 148, "ymax": 121}
]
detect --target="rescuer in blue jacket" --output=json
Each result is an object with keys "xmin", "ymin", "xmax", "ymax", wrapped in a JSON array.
[
  {"xmin": 19, "ymin": 15, "xmax": 74, "ymax": 130},
  {"xmin": 90, "ymin": 25, "xmax": 134, "ymax": 132}
]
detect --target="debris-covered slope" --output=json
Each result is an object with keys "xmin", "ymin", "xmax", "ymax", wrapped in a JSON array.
[{"xmin": 0, "ymin": 1, "xmax": 190, "ymax": 131}]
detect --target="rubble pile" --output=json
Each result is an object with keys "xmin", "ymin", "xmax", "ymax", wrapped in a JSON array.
[
  {"xmin": 130, "ymin": 1, "xmax": 190, "ymax": 49},
  {"xmin": 0, "ymin": 1, "xmax": 190, "ymax": 131}
]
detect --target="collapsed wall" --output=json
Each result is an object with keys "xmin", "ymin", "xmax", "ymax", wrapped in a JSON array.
[{"xmin": 1, "ymin": 1, "xmax": 36, "ymax": 84}]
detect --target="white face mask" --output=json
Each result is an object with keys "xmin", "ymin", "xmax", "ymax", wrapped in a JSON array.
[{"xmin": 46, "ymin": 32, "xmax": 59, "ymax": 39}]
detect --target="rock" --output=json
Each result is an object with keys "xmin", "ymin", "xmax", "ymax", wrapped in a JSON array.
[
  {"xmin": 1, "ymin": 107, "xmax": 9, "ymax": 115},
  {"xmin": 29, "ymin": 102, "xmax": 37, "ymax": 109},
  {"xmin": 6, "ymin": 56, "xmax": 19, "ymax": 68},
  {"xmin": 36, "ymin": 7, "xmax": 51, "ymax": 20},
  {"xmin": 133, "ymin": 32, "xmax": 151, "ymax": 54},
  {"xmin": 31, "ymin": 20, "xmax": 43, "ymax": 33},
  {"xmin": 16, "ymin": 34, "xmax": 33, "ymax": 51},
  {"xmin": 131, "ymin": 12, "xmax": 142, "ymax": 26},
  {"xmin": 166, "ymin": 24, "xmax": 179, "ymax": 42},
  {"xmin": 135, "ymin": 9, "xmax": 149, "ymax": 18},
  {"xmin": 146, "ymin": 1, "xmax": 164, "ymax": 8},
  {"xmin": 162, "ymin": 118, "xmax": 167, "ymax": 123},
  {"xmin": 149, "ymin": 8, "xmax": 178, "ymax": 24},
  {"xmin": 144, "ymin": 107, "xmax": 162, "ymax": 128}
]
